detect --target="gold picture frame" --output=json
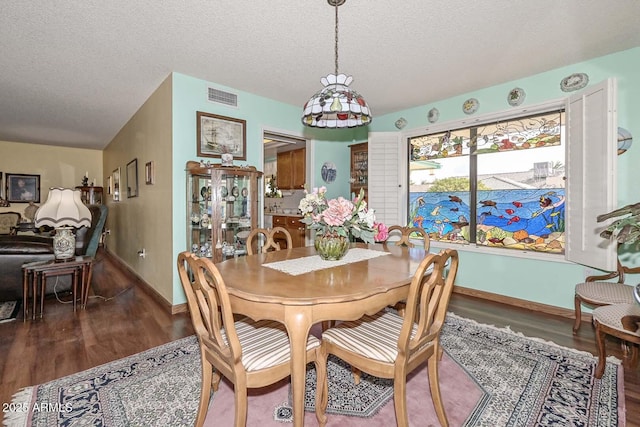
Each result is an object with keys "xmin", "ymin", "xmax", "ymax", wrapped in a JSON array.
[{"xmin": 196, "ymin": 111, "xmax": 246, "ymax": 160}]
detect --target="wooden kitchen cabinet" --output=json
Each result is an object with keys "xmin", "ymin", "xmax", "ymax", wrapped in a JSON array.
[
  {"xmin": 277, "ymin": 148, "xmax": 306, "ymax": 189},
  {"xmin": 272, "ymin": 215, "xmax": 305, "ymax": 248}
]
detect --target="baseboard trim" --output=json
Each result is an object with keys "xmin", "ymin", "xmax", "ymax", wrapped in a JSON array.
[
  {"xmin": 453, "ymin": 285, "xmax": 591, "ymax": 323},
  {"xmin": 102, "ymin": 249, "xmax": 175, "ymax": 314}
]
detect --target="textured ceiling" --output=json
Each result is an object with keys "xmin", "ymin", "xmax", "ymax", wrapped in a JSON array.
[{"xmin": 1, "ymin": 0, "xmax": 640, "ymax": 150}]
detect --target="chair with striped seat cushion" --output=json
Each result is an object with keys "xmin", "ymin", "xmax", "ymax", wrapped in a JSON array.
[
  {"xmin": 177, "ymin": 251, "xmax": 325, "ymax": 427},
  {"xmin": 317, "ymin": 249, "xmax": 459, "ymax": 427},
  {"xmin": 592, "ymin": 303, "xmax": 640, "ymax": 378},
  {"xmin": 573, "ymin": 260, "xmax": 640, "ymax": 333},
  {"xmin": 386, "ymin": 225, "xmax": 430, "ymax": 316}
]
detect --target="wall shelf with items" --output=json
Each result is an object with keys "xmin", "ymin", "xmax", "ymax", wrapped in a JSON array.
[
  {"xmin": 75, "ymin": 186, "xmax": 103, "ymax": 205},
  {"xmin": 186, "ymin": 161, "xmax": 263, "ymax": 263},
  {"xmin": 349, "ymin": 142, "xmax": 368, "ymax": 200}
]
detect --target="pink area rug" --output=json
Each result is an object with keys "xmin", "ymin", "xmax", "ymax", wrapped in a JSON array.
[{"xmin": 204, "ymin": 352, "xmax": 482, "ymax": 426}]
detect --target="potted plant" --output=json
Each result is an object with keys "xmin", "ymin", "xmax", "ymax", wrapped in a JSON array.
[
  {"xmin": 598, "ymin": 202, "xmax": 640, "ymax": 307},
  {"xmin": 597, "ymin": 202, "xmax": 640, "ymax": 249},
  {"xmin": 298, "ymin": 187, "xmax": 388, "ymax": 260}
]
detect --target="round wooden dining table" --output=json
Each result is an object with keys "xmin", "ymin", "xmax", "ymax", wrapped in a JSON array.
[{"xmin": 215, "ymin": 242, "xmax": 428, "ymax": 426}]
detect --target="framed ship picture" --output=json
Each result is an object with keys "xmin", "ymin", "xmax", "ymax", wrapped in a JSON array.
[{"xmin": 196, "ymin": 112, "xmax": 246, "ymax": 160}]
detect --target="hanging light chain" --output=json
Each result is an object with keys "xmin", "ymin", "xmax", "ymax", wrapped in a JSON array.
[{"xmin": 334, "ymin": 0, "xmax": 339, "ymax": 75}]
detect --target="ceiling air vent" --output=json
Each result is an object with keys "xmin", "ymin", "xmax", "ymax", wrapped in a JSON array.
[{"xmin": 208, "ymin": 87, "xmax": 238, "ymax": 107}]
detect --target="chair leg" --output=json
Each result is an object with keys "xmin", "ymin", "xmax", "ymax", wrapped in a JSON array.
[
  {"xmin": 594, "ymin": 322, "xmax": 607, "ymax": 379},
  {"xmin": 428, "ymin": 350, "xmax": 449, "ymax": 427},
  {"xmin": 195, "ymin": 359, "xmax": 213, "ymax": 427},
  {"xmin": 393, "ymin": 375, "xmax": 409, "ymax": 427},
  {"xmin": 573, "ymin": 296, "xmax": 582, "ymax": 334},
  {"xmin": 351, "ymin": 366, "xmax": 361, "ymax": 385},
  {"xmin": 234, "ymin": 381, "xmax": 248, "ymax": 427},
  {"xmin": 315, "ymin": 347, "xmax": 328, "ymax": 427}
]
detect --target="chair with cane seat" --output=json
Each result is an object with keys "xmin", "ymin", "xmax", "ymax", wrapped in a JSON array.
[
  {"xmin": 317, "ymin": 249, "xmax": 459, "ymax": 427},
  {"xmin": 177, "ymin": 251, "xmax": 325, "ymax": 427},
  {"xmin": 246, "ymin": 227, "xmax": 292, "ymax": 255},
  {"xmin": 573, "ymin": 259, "xmax": 640, "ymax": 333}
]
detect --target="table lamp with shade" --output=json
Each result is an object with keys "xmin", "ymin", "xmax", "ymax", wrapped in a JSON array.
[{"xmin": 34, "ymin": 188, "xmax": 92, "ymax": 261}]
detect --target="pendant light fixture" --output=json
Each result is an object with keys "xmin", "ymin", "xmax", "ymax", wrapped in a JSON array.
[{"xmin": 301, "ymin": 0, "xmax": 372, "ymax": 128}]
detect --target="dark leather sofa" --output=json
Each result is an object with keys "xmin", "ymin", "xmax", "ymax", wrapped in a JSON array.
[{"xmin": 0, "ymin": 205, "xmax": 108, "ymax": 301}]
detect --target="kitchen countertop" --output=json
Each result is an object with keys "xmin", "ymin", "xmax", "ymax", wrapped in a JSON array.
[{"xmin": 264, "ymin": 212, "xmax": 303, "ymax": 218}]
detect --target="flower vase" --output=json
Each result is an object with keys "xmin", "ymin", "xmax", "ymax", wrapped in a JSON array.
[{"xmin": 315, "ymin": 233, "xmax": 350, "ymax": 261}]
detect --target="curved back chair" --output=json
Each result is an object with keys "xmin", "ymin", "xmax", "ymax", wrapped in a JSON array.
[
  {"xmin": 386, "ymin": 225, "xmax": 430, "ymax": 316},
  {"xmin": 177, "ymin": 251, "xmax": 324, "ymax": 426},
  {"xmin": 387, "ymin": 225, "xmax": 430, "ymax": 250},
  {"xmin": 246, "ymin": 227, "xmax": 292, "ymax": 255},
  {"xmin": 317, "ymin": 249, "xmax": 459, "ymax": 427},
  {"xmin": 573, "ymin": 260, "xmax": 640, "ymax": 333},
  {"xmin": 592, "ymin": 303, "xmax": 640, "ymax": 378}
]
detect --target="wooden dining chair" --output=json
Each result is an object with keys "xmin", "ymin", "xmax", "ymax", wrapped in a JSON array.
[
  {"xmin": 386, "ymin": 225, "xmax": 430, "ymax": 250},
  {"xmin": 592, "ymin": 303, "xmax": 640, "ymax": 379},
  {"xmin": 246, "ymin": 227, "xmax": 292, "ymax": 255},
  {"xmin": 317, "ymin": 249, "xmax": 459, "ymax": 427},
  {"xmin": 386, "ymin": 225, "xmax": 430, "ymax": 316},
  {"xmin": 177, "ymin": 251, "xmax": 325, "ymax": 427},
  {"xmin": 573, "ymin": 259, "xmax": 640, "ymax": 333}
]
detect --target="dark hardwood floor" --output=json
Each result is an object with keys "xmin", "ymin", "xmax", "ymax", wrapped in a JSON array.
[{"xmin": 0, "ymin": 247, "xmax": 638, "ymax": 426}]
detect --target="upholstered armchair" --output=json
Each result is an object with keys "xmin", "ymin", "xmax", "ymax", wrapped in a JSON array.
[{"xmin": 0, "ymin": 212, "xmax": 21, "ymax": 235}]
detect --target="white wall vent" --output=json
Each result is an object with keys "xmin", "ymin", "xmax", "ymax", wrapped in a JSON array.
[{"xmin": 208, "ymin": 87, "xmax": 238, "ymax": 107}]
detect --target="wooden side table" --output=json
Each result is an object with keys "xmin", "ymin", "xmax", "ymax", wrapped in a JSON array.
[{"xmin": 22, "ymin": 256, "xmax": 93, "ymax": 320}]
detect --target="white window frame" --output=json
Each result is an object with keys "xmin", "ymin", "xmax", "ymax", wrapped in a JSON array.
[{"xmin": 369, "ymin": 79, "xmax": 617, "ymax": 269}]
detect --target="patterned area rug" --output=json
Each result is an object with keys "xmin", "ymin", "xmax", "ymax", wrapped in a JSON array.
[
  {"xmin": 4, "ymin": 313, "xmax": 624, "ymax": 427},
  {"xmin": 0, "ymin": 300, "xmax": 20, "ymax": 323}
]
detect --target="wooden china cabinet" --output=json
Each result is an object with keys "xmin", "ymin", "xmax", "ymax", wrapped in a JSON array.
[{"xmin": 186, "ymin": 161, "xmax": 263, "ymax": 263}]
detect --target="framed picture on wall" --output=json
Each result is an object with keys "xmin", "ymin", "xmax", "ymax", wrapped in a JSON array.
[
  {"xmin": 145, "ymin": 161, "xmax": 155, "ymax": 185},
  {"xmin": 196, "ymin": 111, "xmax": 246, "ymax": 160},
  {"xmin": 126, "ymin": 159, "xmax": 138, "ymax": 198},
  {"xmin": 112, "ymin": 168, "xmax": 121, "ymax": 202},
  {"xmin": 5, "ymin": 173, "xmax": 40, "ymax": 203}
]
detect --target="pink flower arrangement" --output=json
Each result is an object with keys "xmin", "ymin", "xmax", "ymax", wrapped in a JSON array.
[{"xmin": 298, "ymin": 187, "xmax": 387, "ymax": 244}]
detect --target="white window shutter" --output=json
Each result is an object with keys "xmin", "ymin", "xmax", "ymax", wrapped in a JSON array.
[
  {"xmin": 367, "ymin": 132, "xmax": 405, "ymax": 227},
  {"xmin": 565, "ymin": 78, "xmax": 618, "ymax": 271}
]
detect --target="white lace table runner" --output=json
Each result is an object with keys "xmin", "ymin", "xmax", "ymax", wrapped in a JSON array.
[{"xmin": 263, "ymin": 248, "xmax": 390, "ymax": 276}]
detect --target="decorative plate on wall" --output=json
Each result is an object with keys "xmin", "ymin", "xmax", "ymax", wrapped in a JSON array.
[
  {"xmin": 617, "ymin": 127, "xmax": 633, "ymax": 155},
  {"xmin": 507, "ymin": 87, "xmax": 526, "ymax": 106},
  {"xmin": 321, "ymin": 162, "xmax": 337, "ymax": 183},
  {"xmin": 395, "ymin": 117, "xmax": 407, "ymax": 129},
  {"xmin": 427, "ymin": 108, "xmax": 440, "ymax": 123},
  {"xmin": 560, "ymin": 73, "xmax": 589, "ymax": 92},
  {"xmin": 462, "ymin": 98, "xmax": 479, "ymax": 115}
]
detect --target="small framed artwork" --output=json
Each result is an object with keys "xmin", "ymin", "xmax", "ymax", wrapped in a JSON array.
[
  {"xmin": 145, "ymin": 161, "xmax": 155, "ymax": 185},
  {"xmin": 112, "ymin": 167, "xmax": 121, "ymax": 202},
  {"xmin": 106, "ymin": 175, "xmax": 112, "ymax": 195},
  {"xmin": 126, "ymin": 159, "xmax": 138, "ymax": 198},
  {"xmin": 5, "ymin": 173, "xmax": 40, "ymax": 203},
  {"xmin": 196, "ymin": 111, "xmax": 246, "ymax": 160}
]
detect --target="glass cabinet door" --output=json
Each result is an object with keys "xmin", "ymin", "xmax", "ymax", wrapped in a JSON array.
[{"xmin": 186, "ymin": 162, "xmax": 262, "ymax": 262}]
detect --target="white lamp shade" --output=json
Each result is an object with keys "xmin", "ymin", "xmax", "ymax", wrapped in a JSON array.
[{"xmin": 34, "ymin": 188, "xmax": 92, "ymax": 228}]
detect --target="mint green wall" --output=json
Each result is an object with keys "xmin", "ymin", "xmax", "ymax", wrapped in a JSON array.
[
  {"xmin": 372, "ymin": 47, "xmax": 640, "ymax": 310},
  {"xmin": 170, "ymin": 73, "xmax": 365, "ymax": 303},
  {"xmin": 169, "ymin": 48, "xmax": 639, "ymax": 309}
]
